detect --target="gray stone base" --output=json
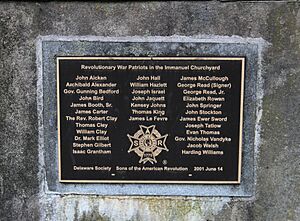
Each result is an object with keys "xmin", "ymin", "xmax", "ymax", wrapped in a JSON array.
[{"xmin": 38, "ymin": 36, "xmax": 266, "ymax": 197}]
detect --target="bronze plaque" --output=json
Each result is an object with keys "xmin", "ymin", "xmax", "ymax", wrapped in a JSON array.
[{"xmin": 57, "ymin": 57, "xmax": 245, "ymax": 184}]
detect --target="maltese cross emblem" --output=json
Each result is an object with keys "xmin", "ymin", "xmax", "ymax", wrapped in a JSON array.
[{"xmin": 127, "ymin": 125, "xmax": 168, "ymax": 164}]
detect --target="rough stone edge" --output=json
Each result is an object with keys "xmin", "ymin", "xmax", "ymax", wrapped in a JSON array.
[
  {"xmin": 37, "ymin": 34, "xmax": 267, "ymax": 44},
  {"xmin": 36, "ymin": 36, "xmax": 270, "ymax": 219}
]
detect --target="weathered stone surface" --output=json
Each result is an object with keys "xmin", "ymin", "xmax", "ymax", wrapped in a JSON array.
[
  {"xmin": 39, "ymin": 38, "xmax": 260, "ymax": 197},
  {"xmin": 0, "ymin": 1, "xmax": 299, "ymax": 221}
]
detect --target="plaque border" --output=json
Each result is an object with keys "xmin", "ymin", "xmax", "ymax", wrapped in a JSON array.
[{"xmin": 57, "ymin": 56, "xmax": 245, "ymax": 184}]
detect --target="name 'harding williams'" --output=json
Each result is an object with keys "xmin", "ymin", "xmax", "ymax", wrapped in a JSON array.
[{"xmin": 182, "ymin": 150, "xmax": 224, "ymax": 155}]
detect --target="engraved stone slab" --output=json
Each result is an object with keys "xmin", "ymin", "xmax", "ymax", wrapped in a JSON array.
[{"xmin": 38, "ymin": 36, "xmax": 260, "ymax": 196}]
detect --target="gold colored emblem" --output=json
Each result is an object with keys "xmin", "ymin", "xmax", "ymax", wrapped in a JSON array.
[{"xmin": 127, "ymin": 125, "xmax": 168, "ymax": 164}]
